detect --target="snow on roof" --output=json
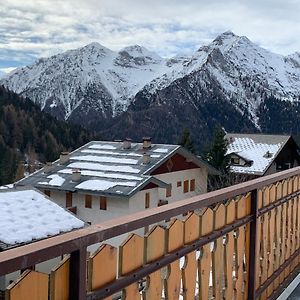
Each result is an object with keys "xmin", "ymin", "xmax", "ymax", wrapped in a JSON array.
[
  {"xmin": 17, "ymin": 141, "xmax": 180, "ymax": 197},
  {"xmin": 76, "ymin": 179, "xmax": 137, "ymax": 191},
  {"xmin": 38, "ymin": 174, "xmax": 65, "ymax": 186},
  {"xmin": 89, "ymin": 144, "xmax": 117, "ymax": 150},
  {"xmin": 58, "ymin": 169, "xmax": 143, "ymax": 181},
  {"xmin": 226, "ymin": 134, "xmax": 289, "ymax": 175},
  {"xmin": 70, "ymin": 155, "xmax": 139, "ymax": 165},
  {"xmin": 67, "ymin": 162, "xmax": 140, "ymax": 174},
  {"xmin": 0, "ymin": 184, "xmax": 14, "ymax": 190},
  {"xmin": 0, "ymin": 189, "xmax": 84, "ymax": 248},
  {"xmin": 153, "ymin": 148, "xmax": 169, "ymax": 153}
]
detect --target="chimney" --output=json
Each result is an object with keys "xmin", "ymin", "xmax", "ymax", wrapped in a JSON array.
[
  {"xmin": 60, "ymin": 152, "xmax": 70, "ymax": 165},
  {"xmin": 143, "ymin": 153, "xmax": 151, "ymax": 164},
  {"xmin": 44, "ymin": 162, "xmax": 53, "ymax": 174},
  {"xmin": 123, "ymin": 138, "xmax": 132, "ymax": 150},
  {"xmin": 72, "ymin": 169, "xmax": 81, "ymax": 182},
  {"xmin": 142, "ymin": 137, "xmax": 151, "ymax": 149}
]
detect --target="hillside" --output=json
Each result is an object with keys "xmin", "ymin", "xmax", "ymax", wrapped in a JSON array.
[
  {"xmin": 0, "ymin": 86, "xmax": 97, "ymax": 185},
  {"xmin": 1, "ymin": 31, "xmax": 300, "ymax": 149}
]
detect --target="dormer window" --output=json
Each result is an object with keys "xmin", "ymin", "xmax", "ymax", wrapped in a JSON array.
[
  {"xmin": 264, "ymin": 151, "xmax": 273, "ymax": 158},
  {"xmin": 231, "ymin": 157, "xmax": 240, "ymax": 165}
]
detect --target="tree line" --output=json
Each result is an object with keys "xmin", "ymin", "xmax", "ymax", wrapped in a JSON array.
[{"xmin": 0, "ymin": 86, "xmax": 97, "ymax": 185}]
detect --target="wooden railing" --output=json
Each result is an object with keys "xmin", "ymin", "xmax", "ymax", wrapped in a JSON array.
[{"xmin": 2, "ymin": 167, "xmax": 300, "ymax": 299}]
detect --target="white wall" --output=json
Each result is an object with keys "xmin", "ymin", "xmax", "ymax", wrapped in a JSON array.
[
  {"xmin": 37, "ymin": 167, "xmax": 207, "ymax": 248},
  {"xmin": 154, "ymin": 167, "xmax": 208, "ymax": 203}
]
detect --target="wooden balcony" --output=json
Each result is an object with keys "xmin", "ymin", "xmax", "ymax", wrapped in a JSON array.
[{"xmin": 2, "ymin": 167, "xmax": 300, "ymax": 299}]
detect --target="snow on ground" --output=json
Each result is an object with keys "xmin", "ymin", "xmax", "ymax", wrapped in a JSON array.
[
  {"xmin": 38, "ymin": 174, "xmax": 65, "ymax": 186},
  {"xmin": 70, "ymin": 155, "xmax": 138, "ymax": 165},
  {"xmin": 75, "ymin": 179, "xmax": 137, "ymax": 191},
  {"xmin": 67, "ymin": 162, "xmax": 140, "ymax": 174},
  {"xmin": 0, "ymin": 189, "xmax": 84, "ymax": 245}
]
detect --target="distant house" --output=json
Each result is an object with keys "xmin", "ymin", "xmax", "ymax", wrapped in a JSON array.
[
  {"xmin": 0, "ymin": 187, "xmax": 84, "ymax": 291},
  {"xmin": 226, "ymin": 134, "xmax": 300, "ymax": 178},
  {"xmin": 16, "ymin": 139, "xmax": 218, "ymax": 229}
]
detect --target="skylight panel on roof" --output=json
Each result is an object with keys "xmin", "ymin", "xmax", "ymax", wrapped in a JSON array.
[
  {"xmin": 89, "ymin": 144, "xmax": 117, "ymax": 150},
  {"xmin": 75, "ymin": 179, "xmax": 137, "ymax": 191},
  {"xmin": 68, "ymin": 162, "xmax": 140, "ymax": 174},
  {"xmin": 70, "ymin": 155, "xmax": 138, "ymax": 165}
]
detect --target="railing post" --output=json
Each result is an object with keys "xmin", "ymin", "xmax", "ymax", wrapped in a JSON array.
[
  {"xmin": 69, "ymin": 247, "xmax": 87, "ymax": 300},
  {"xmin": 248, "ymin": 189, "xmax": 258, "ymax": 299}
]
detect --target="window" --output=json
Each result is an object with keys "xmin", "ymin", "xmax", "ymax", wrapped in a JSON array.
[
  {"xmin": 166, "ymin": 185, "xmax": 172, "ymax": 197},
  {"xmin": 183, "ymin": 180, "xmax": 189, "ymax": 193},
  {"xmin": 85, "ymin": 195, "xmax": 92, "ymax": 208},
  {"xmin": 158, "ymin": 199, "xmax": 168, "ymax": 207},
  {"xmin": 66, "ymin": 192, "xmax": 72, "ymax": 207},
  {"xmin": 190, "ymin": 179, "xmax": 195, "ymax": 192},
  {"xmin": 231, "ymin": 157, "xmax": 240, "ymax": 165},
  {"xmin": 100, "ymin": 196, "xmax": 107, "ymax": 210},
  {"xmin": 145, "ymin": 193, "xmax": 150, "ymax": 209},
  {"xmin": 177, "ymin": 181, "xmax": 182, "ymax": 187},
  {"xmin": 44, "ymin": 190, "xmax": 51, "ymax": 197}
]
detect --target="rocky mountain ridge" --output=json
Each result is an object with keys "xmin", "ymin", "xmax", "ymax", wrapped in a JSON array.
[{"xmin": 1, "ymin": 31, "xmax": 300, "ymax": 149}]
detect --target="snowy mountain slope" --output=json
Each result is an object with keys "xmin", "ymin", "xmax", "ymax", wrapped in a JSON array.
[
  {"xmin": 0, "ymin": 43, "xmax": 171, "ymax": 119},
  {"xmin": 141, "ymin": 31, "xmax": 300, "ymax": 125},
  {"xmin": 1, "ymin": 31, "xmax": 300, "ymax": 145}
]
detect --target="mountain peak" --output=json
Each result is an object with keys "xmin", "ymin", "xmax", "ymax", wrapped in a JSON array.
[
  {"xmin": 120, "ymin": 45, "xmax": 162, "ymax": 60},
  {"xmin": 213, "ymin": 30, "xmax": 239, "ymax": 44},
  {"xmin": 80, "ymin": 42, "xmax": 113, "ymax": 54}
]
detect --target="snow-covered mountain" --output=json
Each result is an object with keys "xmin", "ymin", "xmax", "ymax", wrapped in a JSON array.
[
  {"xmin": 1, "ymin": 31, "xmax": 300, "ymax": 148},
  {"xmin": 0, "ymin": 42, "xmax": 171, "ymax": 120}
]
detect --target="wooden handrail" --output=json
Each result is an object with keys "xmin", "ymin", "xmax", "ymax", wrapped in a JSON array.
[
  {"xmin": 1, "ymin": 166, "xmax": 300, "ymax": 276},
  {"xmin": 2, "ymin": 166, "xmax": 300, "ymax": 300}
]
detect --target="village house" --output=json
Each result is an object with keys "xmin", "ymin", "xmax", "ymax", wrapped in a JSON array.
[
  {"xmin": 0, "ymin": 187, "xmax": 84, "ymax": 293},
  {"xmin": 16, "ymin": 139, "xmax": 218, "ymax": 229},
  {"xmin": 226, "ymin": 133, "xmax": 300, "ymax": 178}
]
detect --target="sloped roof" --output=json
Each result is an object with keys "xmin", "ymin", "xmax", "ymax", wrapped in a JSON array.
[
  {"xmin": 226, "ymin": 133, "xmax": 292, "ymax": 176},
  {"xmin": 0, "ymin": 188, "xmax": 84, "ymax": 250},
  {"xmin": 17, "ymin": 141, "xmax": 217, "ymax": 197}
]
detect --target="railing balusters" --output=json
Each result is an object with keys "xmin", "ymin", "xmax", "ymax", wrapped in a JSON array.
[
  {"xmin": 247, "ymin": 189, "xmax": 258, "ymax": 300},
  {"xmin": 69, "ymin": 247, "xmax": 87, "ymax": 300},
  {"xmin": 3, "ymin": 168, "xmax": 300, "ymax": 300}
]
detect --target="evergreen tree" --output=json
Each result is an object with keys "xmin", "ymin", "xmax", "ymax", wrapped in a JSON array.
[
  {"xmin": 204, "ymin": 127, "xmax": 231, "ymax": 190},
  {"xmin": 204, "ymin": 127, "xmax": 230, "ymax": 173},
  {"xmin": 0, "ymin": 85, "xmax": 98, "ymax": 185},
  {"xmin": 177, "ymin": 127, "xmax": 196, "ymax": 154}
]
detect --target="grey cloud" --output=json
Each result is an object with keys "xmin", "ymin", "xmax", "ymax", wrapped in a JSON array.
[{"xmin": 0, "ymin": 0, "xmax": 299, "ymax": 70}]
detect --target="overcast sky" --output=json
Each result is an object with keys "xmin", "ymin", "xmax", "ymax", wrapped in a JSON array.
[{"xmin": 0, "ymin": 0, "xmax": 299, "ymax": 72}]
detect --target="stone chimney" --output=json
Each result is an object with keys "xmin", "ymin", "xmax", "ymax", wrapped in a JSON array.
[
  {"xmin": 60, "ymin": 152, "xmax": 70, "ymax": 165},
  {"xmin": 72, "ymin": 169, "xmax": 81, "ymax": 182},
  {"xmin": 142, "ymin": 137, "xmax": 151, "ymax": 149},
  {"xmin": 143, "ymin": 153, "xmax": 151, "ymax": 164},
  {"xmin": 123, "ymin": 138, "xmax": 132, "ymax": 149},
  {"xmin": 44, "ymin": 162, "xmax": 53, "ymax": 174}
]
